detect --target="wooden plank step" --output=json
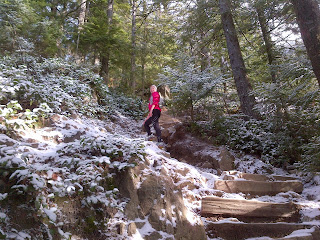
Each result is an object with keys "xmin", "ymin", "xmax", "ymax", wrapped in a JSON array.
[
  {"xmin": 205, "ymin": 222, "xmax": 320, "ymax": 240},
  {"xmin": 201, "ymin": 196, "xmax": 300, "ymax": 222},
  {"xmin": 222, "ymin": 171, "xmax": 300, "ymax": 182},
  {"xmin": 242, "ymin": 173, "xmax": 299, "ymax": 182},
  {"xmin": 214, "ymin": 179, "xmax": 303, "ymax": 196}
]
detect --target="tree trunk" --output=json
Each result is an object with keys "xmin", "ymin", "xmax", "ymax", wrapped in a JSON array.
[
  {"xmin": 131, "ymin": 0, "xmax": 137, "ymax": 93},
  {"xmin": 100, "ymin": 0, "xmax": 114, "ymax": 85},
  {"xmin": 255, "ymin": 2, "xmax": 277, "ymax": 83},
  {"xmin": 76, "ymin": 0, "xmax": 87, "ymax": 63},
  {"xmin": 219, "ymin": 0, "xmax": 259, "ymax": 119},
  {"xmin": 141, "ymin": 0, "xmax": 147, "ymax": 94},
  {"xmin": 200, "ymin": 31, "xmax": 210, "ymax": 71},
  {"xmin": 291, "ymin": 0, "xmax": 320, "ymax": 86}
]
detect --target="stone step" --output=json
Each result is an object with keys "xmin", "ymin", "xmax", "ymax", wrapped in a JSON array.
[
  {"xmin": 214, "ymin": 179, "xmax": 303, "ymax": 196},
  {"xmin": 221, "ymin": 171, "xmax": 300, "ymax": 182},
  {"xmin": 201, "ymin": 196, "xmax": 300, "ymax": 222},
  {"xmin": 205, "ymin": 222, "xmax": 320, "ymax": 240}
]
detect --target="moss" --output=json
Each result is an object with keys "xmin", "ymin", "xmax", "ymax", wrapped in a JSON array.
[
  {"xmin": 0, "ymin": 232, "xmax": 6, "ymax": 239},
  {"xmin": 100, "ymin": 177, "xmax": 116, "ymax": 191},
  {"xmin": 84, "ymin": 216, "xmax": 97, "ymax": 234}
]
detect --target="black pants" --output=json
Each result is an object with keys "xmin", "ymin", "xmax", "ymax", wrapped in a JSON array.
[{"xmin": 144, "ymin": 109, "xmax": 161, "ymax": 138}]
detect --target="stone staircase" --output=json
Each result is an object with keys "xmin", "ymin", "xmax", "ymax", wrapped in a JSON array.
[
  {"xmin": 157, "ymin": 110, "xmax": 320, "ymax": 240},
  {"xmin": 201, "ymin": 171, "xmax": 320, "ymax": 240}
]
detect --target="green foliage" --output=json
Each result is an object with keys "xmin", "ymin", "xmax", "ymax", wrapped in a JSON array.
[
  {"xmin": 193, "ymin": 48, "xmax": 320, "ymax": 169},
  {"xmin": 0, "ymin": 0, "xmax": 38, "ymax": 55},
  {"xmin": 1, "ymin": 53, "xmax": 146, "ymax": 122},
  {"xmin": 106, "ymin": 89, "xmax": 144, "ymax": 119},
  {"xmin": 84, "ymin": 216, "xmax": 97, "ymax": 234},
  {"xmin": 301, "ymin": 136, "xmax": 320, "ymax": 172},
  {"xmin": 0, "ymin": 100, "xmax": 52, "ymax": 133},
  {"xmin": 157, "ymin": 53, "xmax": 228, "ymax": 120},
  {"xmin": 79, "ymin": 0, "xmax": 130, "ymax": 56}
]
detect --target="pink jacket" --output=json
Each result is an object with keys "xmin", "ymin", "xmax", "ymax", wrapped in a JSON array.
[{"xmin": 148, "ymin": 92, "xmax": 161, "ymax": 111}]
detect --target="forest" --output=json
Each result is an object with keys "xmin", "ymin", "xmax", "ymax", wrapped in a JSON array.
[
  {"xmin": 1, "ymin": 0, "xmax": 320, "ymax": 239},
  {"xmin": 3, "ymin": 0, "xmax": 317, "ymax": 170}
]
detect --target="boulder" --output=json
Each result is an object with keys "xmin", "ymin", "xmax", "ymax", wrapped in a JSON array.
[
  {"xmin": 218, "ymin": 147, "xmax": 235, "ymax": 171},
  {"xmin": 116, "ymin": 162, "xmax": 207, "ymax": 240},
  {"xmin": 157, "ymin": 84, "xmax": 171, "ymax": 100},
  {"xmin": 127, "ymin": 222, "xmax": 137, "ymax": 236}
]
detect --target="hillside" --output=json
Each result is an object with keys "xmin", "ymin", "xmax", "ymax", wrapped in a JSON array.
[{"xmin": 1, "ymin": 56, "xmax": 320, "ymax": 240}]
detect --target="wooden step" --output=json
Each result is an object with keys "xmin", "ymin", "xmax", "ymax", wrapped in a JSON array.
[
  {"xmin": 201, "ymin": 196, "xmax": 300, "ymax": 222},
  {"xmin": 222, "ymin": 171, "xmax": 300, "ymax": 182},
  {"xmin": 241, "ymin": 173, "xmax": 299, "ymax": 182},
  {"xmin": 205, "ymin": 222, "xmax": 320, "ymax": 240},
  {"xmin": 214, "ymin": 179, "xmax": 303, "ymax": 196}
]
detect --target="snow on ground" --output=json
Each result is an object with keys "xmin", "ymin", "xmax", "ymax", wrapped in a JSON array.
[{"xmin": 1, "ymin": 113, "xmax": 320, "ymax": 239}]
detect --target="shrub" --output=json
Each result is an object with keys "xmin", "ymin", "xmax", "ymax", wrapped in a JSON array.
[{"xmin": 0, "ymin": 55, "xmax": 144, "ymax": 119}]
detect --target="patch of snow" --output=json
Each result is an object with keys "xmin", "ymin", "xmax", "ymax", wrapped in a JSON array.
[
  {"xmin": 43, "ymin": 207, "xmax": 57, "ymax": 222},
  {"xmin": 282, "ymin": 227, "xmax": 315, "ymax": 239},
  {"xmin": 131, "ymin": 217, "xmax": 156, "ymax": 239},
  {"xmin": 0, "ymin": 193, "xmax": 8, "ymax": 201},
  {"xmin": 0, "ymin": 212, "xmax": 6, "ymax": 219}
]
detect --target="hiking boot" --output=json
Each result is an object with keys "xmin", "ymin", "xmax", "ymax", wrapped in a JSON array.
[{"xmin": 145, "ymin": 134, "xmax": 156, "ymax": 141}]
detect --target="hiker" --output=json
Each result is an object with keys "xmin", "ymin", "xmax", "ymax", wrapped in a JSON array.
[{"xmin": 144, "ymin": 85, "xmax": 162, "ymax": 142}]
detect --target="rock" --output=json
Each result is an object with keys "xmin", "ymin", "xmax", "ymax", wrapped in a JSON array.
[
  {"xmin": 145, "ymin": 231, "xmax": 162, "ymax": 240},
  {"xmin": 70, "ymin": 111, "xmax": 78, "ymax": 119},
  {"xmin": 157, "ymin": 84, "xmax": 171, "ymax": 100},
  {"xmin": 63, "ymin": 131, "xmax": 84, "ymax": 143},
  {"xmin": 116, "ymin": 164, "xmax": 207, "ymax": 240},
  {"xmin": 127, "ymin": 222, "xmax": 137, "ymax": 236},
  {"xmin": 0, "ymin": 135, "xmax": 16, "ymax": 146},
  {"xmin": 117, "ymin": 222, "xmax": 126, "ymax": 235},
  {"xmin": 168, "ymin": 126, "xmax": 220, "ymax": 168},
  {"xmin": 161, "ymin": 128, "xmax": 170, "ymax": 139},
  {"xmin": 201, "ymin": 161, "xmax": 214, "ymax": 169},
  {"xmin": 218, "ymin": 147, "xmax": 235, "ymax": 171},
  {"xmin": 135, "ymin": 222, "xmax": 146, "ymax": 229},
  {"xmin": 160, "ymin": 151, "xmax": 171, "ymax": 159}
]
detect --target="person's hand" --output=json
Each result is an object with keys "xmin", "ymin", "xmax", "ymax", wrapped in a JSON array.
[{"xmin": 144, "ymin": 113, "xmax": 151, "ymax": 123}]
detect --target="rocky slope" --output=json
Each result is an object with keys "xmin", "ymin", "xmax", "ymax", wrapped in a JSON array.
[{"xmin": 1, "ymin": 108, "xmax": 320, "ymax": 240}]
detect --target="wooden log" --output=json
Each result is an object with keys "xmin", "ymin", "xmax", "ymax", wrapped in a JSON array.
[
  {"xmin": 201, "ymin": 196, "xmax": 300, "ymax": 221},
  {"xmin": 239, "ymin": 173, "xmax": 300, "ymax": 182},
  {"xmin": 205, "ymin": 222, "xmax": 320, "ymax": 240},
  {"xmin": 214, "ymin": 180, "xmax": 303, "ymax": 195}
]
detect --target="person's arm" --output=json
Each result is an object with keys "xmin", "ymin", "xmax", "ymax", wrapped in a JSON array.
[{"xmin": 147, "ymin": 104, "xmax": 155, "ymax": 118}]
